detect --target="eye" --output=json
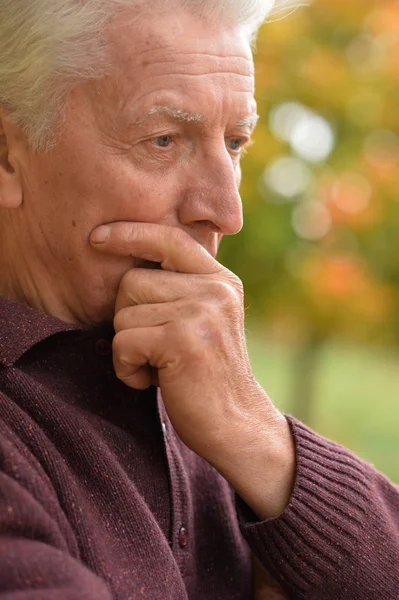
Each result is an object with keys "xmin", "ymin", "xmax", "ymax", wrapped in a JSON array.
[
  {"xmin": 227, "ymin": 138, "xmax": 246, "ymax": 152},
  {"xmin": 153, "ymin": 135, "xmax": 173, "ymax": 148}
]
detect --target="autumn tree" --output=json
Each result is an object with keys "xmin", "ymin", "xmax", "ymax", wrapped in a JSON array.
[{"xmin": 219, "ymin": 0, "xmax": 399, "ymax": 421}]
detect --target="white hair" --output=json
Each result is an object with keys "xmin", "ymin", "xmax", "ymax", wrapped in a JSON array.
[{"xmin": 0, "ymin": 0, "xmax": 277, "ymax": 152}]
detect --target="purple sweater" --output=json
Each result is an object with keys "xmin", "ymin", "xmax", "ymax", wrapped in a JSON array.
[{"xmin": 0, "ymin": 294, "xmax": 398, "ymax": 599}]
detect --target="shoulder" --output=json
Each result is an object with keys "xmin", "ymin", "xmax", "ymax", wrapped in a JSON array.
[{"xmin": 0, "ymin": 378, "xmax": 56, "ymax": 493}]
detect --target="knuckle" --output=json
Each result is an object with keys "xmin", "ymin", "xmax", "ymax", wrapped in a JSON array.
[
  {"xmin": 112, "ymin": 330, "xmax": 129, "ymax": 360},
  {"xmin": 114, "ymin": 307, "xmax": 133, "ymax": 332},
  {"xmin": 209, "ymin": 279, "xmax": 239, "ymax": 304},
  {"xmin": 119, "ymin": 269, "xmax": 145, "ymax": 306},
  {"xmin": 225, "ymin": 271, "xmax": 244, "ymax": 295},
  {"xmin": 119, "ymin": 269, "xmax": 135, "ymax": 295}
]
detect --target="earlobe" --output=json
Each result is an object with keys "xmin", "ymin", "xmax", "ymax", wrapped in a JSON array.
[
  {"xmin": 0, "ymin": 117, "xmax": 23, "ymax": 209},
  {"xmin": 0, "ymin": 170, "xmax": 23, "ymax": 209}
]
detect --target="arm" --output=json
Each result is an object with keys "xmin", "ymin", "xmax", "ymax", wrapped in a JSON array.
[
  {"xmin": 231, "ymin": 416, "xmax": 399, "ymax": 600},
  {"xmin": 0, "ymin": 443, "xmax": 111, "ymax": 599},
  {"xmin": 0, "ymin": 539, "xmax": 111, "ymax": 600},
  {"xmin": 253, "ymin": 555, "xmax": 289, "ymax": 600},
  {"xmin": 90, "ymin": 222, "xmax": 399, "ymax": 600}
]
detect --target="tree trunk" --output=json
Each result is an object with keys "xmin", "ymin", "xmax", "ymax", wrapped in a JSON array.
[{"xmin": 291, "ymin": 336, "xmax": 324, "ymax": 425}]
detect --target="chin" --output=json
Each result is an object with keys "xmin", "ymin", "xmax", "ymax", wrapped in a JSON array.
[
  {"xmin": 81, "ymin": 294, "xmax": 117, "ymax": 326},
  {"xmin": 80, "ymin": 256, "xmax": 158, "ymax": 325},
  {"xmin": 80, "ymin": 267, "xmax": 124, "ymax": 325}
]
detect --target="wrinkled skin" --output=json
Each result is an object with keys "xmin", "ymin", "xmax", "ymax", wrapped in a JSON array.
[
  {"xmin": 0, "ymin": 9, "xmax": 253, "ymax": 324},
  {"xmin": 0, "ymin": 9, "xmax": 293, "ymax": 598}
]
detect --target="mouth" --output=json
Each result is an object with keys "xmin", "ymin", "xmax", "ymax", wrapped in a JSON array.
[{"xmin": 136, "ymin": 259, "xmax": 164, "ymax": 270}]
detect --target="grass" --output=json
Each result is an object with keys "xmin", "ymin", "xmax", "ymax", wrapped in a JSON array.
[{"xmin": 247, "ymin": 334, "xmax": 399, "ymax": 484}]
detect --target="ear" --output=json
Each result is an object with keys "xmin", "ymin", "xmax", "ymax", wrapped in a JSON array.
[{"xmin": 0, "ymin": 110, "xmax": 23, "ymax": 209}]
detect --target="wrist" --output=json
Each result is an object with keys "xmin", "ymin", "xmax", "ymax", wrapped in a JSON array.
[{"xmin": 208, "ymin": 408, "xmax": 296, "ymax": 520}]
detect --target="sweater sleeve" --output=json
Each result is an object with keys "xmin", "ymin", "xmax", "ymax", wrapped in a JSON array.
[
  {"xmin": 236, "ymin": 416, "xmax": 399, "ymax": 600},
  {"xmin": 0, "ymin": 435, "xmax": 111, "ymax": 599}
]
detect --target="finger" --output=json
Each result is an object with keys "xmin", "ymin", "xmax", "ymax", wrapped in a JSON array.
[
  {"xmin": 114, "ymin": 302, "xmax": 174, "ymax": 333},
  {"xmin": 114, "ymin": 299, "xmax": 208, "ymax": 333},
  {"xmin": 120, "ymin": 365, "xmax": 159, "ymax": 390},
  {"xmin": 113, "ymin": 326, "xmax": 168, "ymax": 386},
  {"xmin": 91, "ymin": 222, "xmax": 221, "ymax": 275},
  {"xmin": 123, "ymin": 365, "xmax": 153, "ymax": 390},
  {"xmin": 115, "ymin": 268, "xmax": 217, "ymax": 312}
]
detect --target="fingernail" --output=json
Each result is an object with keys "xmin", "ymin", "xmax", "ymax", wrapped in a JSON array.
[{"xmin": 91, "ymin": 225, "xmax": 111, "ymax": 244}]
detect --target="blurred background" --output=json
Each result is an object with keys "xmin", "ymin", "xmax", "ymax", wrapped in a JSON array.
[{"xmin": 219, "ymin": 0, "xmax": 399, "ymax": 482}]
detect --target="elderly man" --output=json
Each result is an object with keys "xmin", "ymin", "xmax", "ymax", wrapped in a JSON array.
[{"xmin": 0, "ymin": 1, "xmax": 397, "ymax": 598}]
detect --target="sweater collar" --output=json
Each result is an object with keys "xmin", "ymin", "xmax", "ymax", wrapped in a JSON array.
[{"xmin": 0, "ymin": 295, "xmax": 81, "ymax": 367}]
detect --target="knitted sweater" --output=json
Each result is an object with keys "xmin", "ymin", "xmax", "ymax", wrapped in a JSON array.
[{"xmin": 0, "ymin": 294, "xmax": 398, "ymax": 599}]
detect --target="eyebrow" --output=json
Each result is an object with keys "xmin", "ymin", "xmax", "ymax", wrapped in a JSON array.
[
  {"xmin": 134, "ymin": 105, "xmax": 260, "ymax": 131},
  {"xmin": 135, "ymin": 106, "xmax": 205, "ymax": 125},
  {"xmin": 235, "ymin": 114, "xmax": 260, "ymax": 131}
]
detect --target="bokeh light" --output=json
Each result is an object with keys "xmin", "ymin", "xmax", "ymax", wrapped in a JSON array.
[
  {"xmin": 292, "ymin": 202, "xmax": 332, "ymax": 241},
  {"xmin": 269, "ymin": 101, "xmax": 336, "ymax": 163},
  {"xmin": 263, "ymin": 156, "xmax": 313, "ymax": 200},
  {"xmin": 219, "ymin": 0, "xmax": 399, "ymax": 480}
]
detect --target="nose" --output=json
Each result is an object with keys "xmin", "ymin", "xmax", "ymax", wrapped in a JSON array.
[{"xmin": 178, "ymin": 146, "xmax": 244, "ymax": 236}]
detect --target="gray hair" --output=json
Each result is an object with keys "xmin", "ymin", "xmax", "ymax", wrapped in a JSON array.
[{"xmin": 0, "ymin": 0, "xmax": 276, "ymax": 152}]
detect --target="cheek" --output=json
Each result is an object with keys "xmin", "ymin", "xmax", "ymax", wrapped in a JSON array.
[
  {"xmin": 96, "ymin": 158, "xmax": 181, "ymax": 224},
  {"xmin": 31, "ymin": 146, "xmax": 182, "ymax": 233},
  {"xmin": 117, "ymin": 185, "xmax": 176, "ymax": 222}
]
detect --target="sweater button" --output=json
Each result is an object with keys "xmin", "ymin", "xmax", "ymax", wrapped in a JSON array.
[
  {"xmin": 178, "ymin": 526, "xmax": 188, "ymax": 548},
  {"xmin": 95, "ymin": 339, "xmax": 112, "ymax": 356}
]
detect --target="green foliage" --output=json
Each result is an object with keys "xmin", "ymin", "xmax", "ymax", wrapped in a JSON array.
[
  {"xmin": 248, "ymin": 335, "xmax": 399, "ymax": 483},
  {"xmin": 220, "ymin": 0, "xmax": 399, "ymax": 349}
]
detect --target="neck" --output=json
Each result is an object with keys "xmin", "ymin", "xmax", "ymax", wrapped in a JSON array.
[
  {"xmin": 0, "ymin": 268, "xmax": 76, "ymax": 324},
  {"xmin": 0, "ymin": 216, "xmax": 118, "ymax": 326},
  {"xmin": 0, "ymin": 229, "xmax": 79, "ymax": 324}
]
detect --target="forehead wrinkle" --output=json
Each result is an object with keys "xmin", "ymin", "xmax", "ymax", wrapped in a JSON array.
[{"xmin": 144, "ymin": 52, "xmax": 254, "ymax": 74}]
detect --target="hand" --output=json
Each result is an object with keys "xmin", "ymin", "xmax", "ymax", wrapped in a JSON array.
[
  {"xmin": 253, "ymin": 556, "xmax": 289, "ymax": 600},
  {"xmin": 91, "ymin": 222, "xmax": 295, "ymax": 518},
  {"xmin": 91, "ymin": 222, "xmax": 273, "ymax": 453}
]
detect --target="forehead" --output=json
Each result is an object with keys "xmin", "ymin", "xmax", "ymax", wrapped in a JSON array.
[{"xmin": 92, "ymin": 9, "xmax": 256, "ymax": 126}]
